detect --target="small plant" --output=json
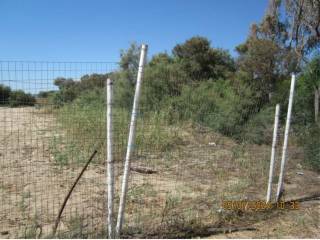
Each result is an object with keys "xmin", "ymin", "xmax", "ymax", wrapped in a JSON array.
[
  {"xmin": 19, "ymin": 191, "xmax": 31, "ymax": 213},
  {"xmin": 23, "ymin": 215, "xmax": 42, "ymax": 239},
  {"xmin": 53, "ymin": 215, "xmax": 88, "ymax": 238},
  {"xmin": 127, "ymin": 183, "xmax": 156, "ymax": 205},
  {"xmin": 50, "ymin": 136, "xmax": 87, "ymax": 167},
  {"xmin": 231, "ymin": 144, "xmax": 246, "ymax": 160},
  {"xmin": 300, "ymin": 124, "xmax": 320, "ymax": 171},
  {"xmin": 50, "ymin": 136, "xmax": 69, "ymax": 166},
  {"xmin": 66, "ymin": 215, "xmax": 88, "ymax": 238},
  {"xmin": 160, "ymin": 194, "xmax": 182, "ymax": 225}
]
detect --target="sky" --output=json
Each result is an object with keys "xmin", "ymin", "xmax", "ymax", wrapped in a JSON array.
[{"xmin": 0, "ymin": 0, "xmax": 269, "ymax": 62}]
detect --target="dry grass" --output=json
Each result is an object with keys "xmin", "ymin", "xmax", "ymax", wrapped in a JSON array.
[{"xmin": 0, "ymin": 107, "xmax": 319, "ymax": 238}]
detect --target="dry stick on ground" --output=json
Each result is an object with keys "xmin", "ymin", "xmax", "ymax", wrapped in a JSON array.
[
  {"xmin": 206, "ymin": 226, "xmax": 257, "ymax": 235},
  {"xmin": 181, "ymin": 193, "xmax": 320, "ymax": 238},
  {"xmin": 51, "ymin": 149, "xmax": 98, "ymax": 237},
  {"xmin": 204, "ymin": 194, "xmax": 320, "ymax": 236},
  {"xmin": 283, "ymin": 192, "xmax": 320, "ymax": 203},
  {"xmin": 130, "ymin": 166, "xmax": 157, "ymax": 174},
  {"xmin": 147, "ymin": 225, "xmax": 257, "ymax": 238}
]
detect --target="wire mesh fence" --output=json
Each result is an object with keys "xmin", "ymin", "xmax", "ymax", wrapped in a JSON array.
[
  {"xmin": 0, "ymin": 58, "xmax": 318, "ymax": 238},
  {"xmin": 0, "ymin": 61, "xmax": 117, "ymax": 238}
]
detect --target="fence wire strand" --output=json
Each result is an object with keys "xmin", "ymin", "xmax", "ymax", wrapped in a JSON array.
[{"xmin": 0, "ymin": 60, "xmax": 318, "ymax": 238}]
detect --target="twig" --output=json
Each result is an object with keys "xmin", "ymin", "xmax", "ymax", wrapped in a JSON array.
[
  {"xmin": 51, "ymin": 149, "xmax": 98, "ymax": 237},
  {"xmin": 207, "ymin": 226, "xmax": 257, "ymax": 234},
  {"xmin": 283, "ymin": 192, "xmax": 320, "ymax": 203},
  {"xmin": 130, "ymin": 166, "xmax": 157, "ymax": 174}
]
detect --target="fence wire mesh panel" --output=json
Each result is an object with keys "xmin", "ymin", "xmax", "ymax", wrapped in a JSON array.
[
  {"xmin": 114, "ymin": 68, "xmax": 319, "ymax": 238},
  {"xmin": 0, "ymin": 61, "xmax": 118, "ymax": 238},
  {"xmin": 0, "ymin": 60, "xmax": 319, "ymax": 238}
]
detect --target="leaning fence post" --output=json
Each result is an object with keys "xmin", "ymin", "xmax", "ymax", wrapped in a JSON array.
[
  {"xmin": 276, "ymin": 74, "xmax": 296, "ymax": 201},
  {"xmin": 115, "ymin": 44, "xmax": 148, "ymax": 238},
  {"xmin": 266, "ymin": 104, "xmax": 280, "ymax": 203},
  {"xmin": 106, "ymin": 78, "xmax": 114, "ymax": 238}
]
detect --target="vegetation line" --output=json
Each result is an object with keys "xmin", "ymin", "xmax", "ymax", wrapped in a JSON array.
[{"xmin": 52, "ymin": 148, "xmax": 99, "ymax": 237}]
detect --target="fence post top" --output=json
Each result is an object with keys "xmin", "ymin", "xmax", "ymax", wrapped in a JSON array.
[
  {"xmin": 107, "ymin": 78, "xmax": 113, "ymax": 85},
  {"xmin": 141, "ymin": 44, "xmax": 148, "ymax": 50}
]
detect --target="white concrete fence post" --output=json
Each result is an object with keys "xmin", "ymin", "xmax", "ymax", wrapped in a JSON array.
[
  {"xmin": 266, "ymin": 104, "xmax": 280, "ymax": 203},
  {"xmin": 276, "ymin": 74, "xmax": 296, "ymax": 201},
  {"xmin": 115, "ymin": 44, "xmax": 148, "ymax": 238},
  {"xmin": 106, "ymin": 78, "xmax": 114, "ymax": 238}
]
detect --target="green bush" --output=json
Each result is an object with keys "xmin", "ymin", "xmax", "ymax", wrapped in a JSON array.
[
  {"xmin": 140, "ymin": 63, "xmax": 187, "ymax": 112},
  {"xmin": 0, "ymin": 84, "xmax": 11, "ymax": 104},
  {"xmin": 300, "ymin": 124, "xmax": 320, "ymax": 171},
  {"xmin": 37, "ymin": 90, "xmax": 55, "ymax": 98},
  {"xmin": 50, "ymin": 88, "xmax": 78, "ymax": 107},
  {"xmin": 52, "ymin": 88, "xmax": 180, "ymax": 166},
  {"xmin": 9, "ymin": 90, "xmax": 36, "ymax": 107},
  {"xmin": 167, "ymin": 79, "xmax": 259, "ymax": 138},
  {"xmin": 113, "ymin": 72, "xmax": 135, "ymax": 109},
  {"xmin": 240, "ymin": 106, "xmax": 276, "ymax": 144}
]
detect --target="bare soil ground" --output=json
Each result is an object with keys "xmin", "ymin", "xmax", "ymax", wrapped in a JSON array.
[
  {"xmin": 209, "ymin": 199, "xmax": 319, "ymax": 238},
  {"xmin": 0, "ymin": 107, "xmax": 106, "ymax": 238},
  {"xmin": 124, "ymin": 124, "xmax": 320, "ymax": 238},
  {"xmin": 0, "ymin": 107, "xmax": 319, "ymax": 238}
]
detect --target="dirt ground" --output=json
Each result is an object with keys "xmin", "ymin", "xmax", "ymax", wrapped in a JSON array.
[
  {"xmin": 0, "ymin": 107, "xmax": 319, "ymax": 238},
  {"xmin": 209, "ymin": 199, "xmax": 319, "ymax": 238},
  {"xmin": 0, "ymin": 107, "xmax": 107, "ymax": 238}
]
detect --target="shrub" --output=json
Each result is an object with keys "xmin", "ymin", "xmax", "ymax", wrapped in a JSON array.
[
  {"xmin": 140, "ymin": 63, "xmax": 187, "ymax": 111},
  {"xmin": 113, "ymin": 72, "xmax": 135, "ymax": 109},
  {"xmin": 52, "ymin": 88, "xmax": 180, "ymax": 166},
  {"xmin": 167, "ymin": 79, "xmax": 259, "ymax": 138},
  {"xmin": 38, "ymin": 90, "xmax": 55, "ymax": 98},
  {"xmin": 240, "ymin": 106, "xmax": 276, "ymax": 144},
  {"xmin": 0, "ymin": 84, "xmax": 11, "ymax": 104},
  {"xmin": 300, "ymin": 124, "xmax": 320, "ymax": 171},
  {"xmin": 50, "ymin": 88, "xmax": 78, "ymax": 107},
  {"xmin": 9, "ymin": 90, "xmax": 36, "ymax": 107}
]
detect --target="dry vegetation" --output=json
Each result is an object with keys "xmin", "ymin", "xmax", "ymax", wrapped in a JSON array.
[
  {"xmin": 0, "ymin": 107, "xmax": 107, "ymax": 238},
  {"xmin": 0, "ymin": 106, "xmax": 319, "ymax": 238}
]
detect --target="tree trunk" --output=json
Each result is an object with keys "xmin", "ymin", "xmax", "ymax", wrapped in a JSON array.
[{"xmin": 315, "ymin": 86, "xmax": 319, "ymax": 124}]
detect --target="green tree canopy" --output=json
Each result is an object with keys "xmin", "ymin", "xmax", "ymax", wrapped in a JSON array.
[
  {"xmin": 172, "ymin": 36, "xmax": 235, "ymax": 80},
  {"xmin": 0, "ymin": 84, "xmax": 11, "ymax": 104}
]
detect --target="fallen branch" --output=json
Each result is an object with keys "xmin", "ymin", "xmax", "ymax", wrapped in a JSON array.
[
  {"xmin": 130, "ymin": 166, "xmax": 157, "ymax": 174},
  {"xmin": 122, "ymin": 223, "xmax": 257, "ymax": 239},
  {"xmin": 52, "ymin": 149, "xmax": 98, "ymax": 237},
  {"xmin": 207, "ymin": 226, "xmax": 257, "ymax": 234},
  {"xmin": 283, "ymin": 192, "xmax": 320, "ymax": 204}
]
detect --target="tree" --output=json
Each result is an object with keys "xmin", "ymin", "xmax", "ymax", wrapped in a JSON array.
[
  {"xmin": 148, "ymin": 53, "xmax": 173, "ymax": 67},
  {"xmin": 9, "ymin": 90, "xmax": 36, "ymax": 107},
  {"xmin": 303, "ymin": 56, "xmax": 320, "ymax": 123},
  {"xmin": 79, "ymin": 73, "xmax": 108, "ymax": 90},
  {"xmin": 236, "ymin": 37, "xmax": 282, "ymax": 102},
  {"xmin": 119, "ymin": 42, "xmax": 141, "ymax": 84},
  {"xmin": 235, "ymin": 0, "xmax": 303, "ymax": 103},
  {"xmin": 0, "ymin": 84, "xmax": 11, "ymax": 104},
  {"xmin": 172, "ymin": 36, "xmax": 235, "ymax": 80},
  {"xmin": 38, "ymin": 90, "xmax": 55, "ymax": 98},
  {"xmin": 285, "ymin": 0, "xmax": 320, "ymax": 63},
  {"xmin": 236, "ymin": 0, "xmax": 320, "ymax": 105},
  {"xmin": 53, "ymin": 78, "xmax": 79, "ymax": 104},
  {"xmin": 54, "ymin": 78, "xmax": 78, "ymax": 90},
  {"xmin": 141, "ymin": 53, "xmax": 187, "ymax": 111}
]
